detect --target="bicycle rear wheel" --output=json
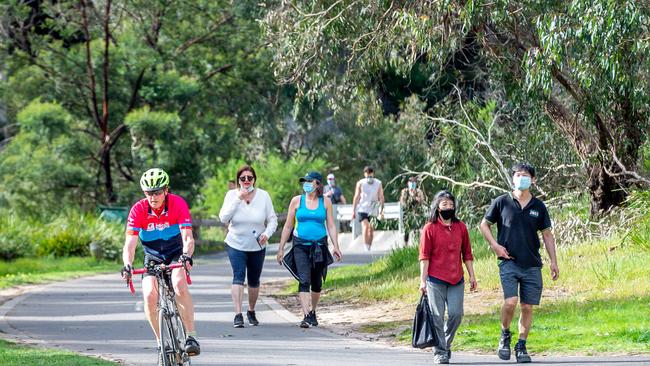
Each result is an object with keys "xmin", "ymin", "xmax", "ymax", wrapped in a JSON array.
[{"xmin": 159, "ymin": 309, "xmax": 177, "ymax": 366}]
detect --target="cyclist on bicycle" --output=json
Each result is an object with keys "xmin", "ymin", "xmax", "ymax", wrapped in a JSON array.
[{"xmin": 121, "ymin": 168, "xmax": 201, "ymax": 363}]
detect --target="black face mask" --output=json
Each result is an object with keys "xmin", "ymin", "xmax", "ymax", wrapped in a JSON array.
[{"xmin": 439, "ymin": 209, "xmax": 455, "ymax": 220}]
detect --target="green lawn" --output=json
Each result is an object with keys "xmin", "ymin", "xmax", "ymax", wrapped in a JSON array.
[
  {"xmin": 0, "ymin": 257, "xmax": 117, "ymax": 289},
  {"xmin": 0, "ymin": 339, "xmax": 115, "ymax": 366},
  {"xmin": 396, "ymin": 297, "xmax": 650, "ymax": 354},
  {"xmin": 313, "ymin": 227, "xmax": 650, "ymax": 354}
]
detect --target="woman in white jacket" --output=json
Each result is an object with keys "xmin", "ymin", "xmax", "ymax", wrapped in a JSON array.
[{"xmin": 219, "ymin": 165, "xmax": 277, "ymax": 328}]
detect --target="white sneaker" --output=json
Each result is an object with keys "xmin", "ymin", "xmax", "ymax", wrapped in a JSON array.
[{"xmin": 364, "ymin": 243, "xmax": 371, "ymax": 252}]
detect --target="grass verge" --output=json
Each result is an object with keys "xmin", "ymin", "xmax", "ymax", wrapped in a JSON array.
[
  {"xmin": 313, "ymin": 228, "xmax": 650, "ymax": 354},
  {"xmin": 0, "ymin": 257, "xmax": 117, "ymax": 289},
  {"xmin": 0, "ymin": 339, "xmax": 115, "ymax": 366},
  {"xmin": 394, "ymin": 296, "xmax": 650, "ymax": 354}
]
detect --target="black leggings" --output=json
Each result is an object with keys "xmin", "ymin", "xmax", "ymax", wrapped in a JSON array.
[{"xmin": 293, "ymin": 244, "xmax": 326, "ymax": 293}]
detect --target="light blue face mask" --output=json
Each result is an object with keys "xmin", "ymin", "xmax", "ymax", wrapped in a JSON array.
[
  {"xmin": 408, "ymin": 182, "xmax": 416, "ymax": 189},
  {"xmin": 513, "ymin": 176, "xmax": 532, "ymax": 191},
  {"xmin": 366, "ymin": 176, "xmax": 375, "ymax": 184},
  {"xmin": 303, "ymin": 182, "xmax": 315, "ymax": 193}
]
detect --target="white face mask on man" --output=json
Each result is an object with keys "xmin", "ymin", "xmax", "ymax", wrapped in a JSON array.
[{"xmin": 513, "ymin": 176, "xmax": 532, "ymax": 191}]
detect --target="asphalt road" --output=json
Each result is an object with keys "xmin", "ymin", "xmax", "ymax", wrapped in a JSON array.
[{"xmin": 1, "ymin": 244, "xmax": 649, "ymax": 365}]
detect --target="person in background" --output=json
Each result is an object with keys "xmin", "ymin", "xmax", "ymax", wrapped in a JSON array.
[
  {"xmin": 219, "ymin": 165, "xmax": 278, "ymax": 328},
  {"xmin": 479, "ymin": 162, "xmax": 559, "ymax": 364},
  {"xmin": 227, "ymin": 180, "xmax": 237, "ymax": 191},
  {"xmin": 276, "ymin": 171, "xmax": 342, "ymax": 328},
  {"xmin": 400, "ymin": 176, "xmax": 427, "ymax": 246},
  {"xmin": 352, "ymin": 166, "xmax": 385, "ymax": 251},
  {"xmin": 324, "ymin": 173, "xmax": 347, "ymax": 204},
  {"xmin": 419, "ymin": 190, "xmax": 477, "ymax": 364}
]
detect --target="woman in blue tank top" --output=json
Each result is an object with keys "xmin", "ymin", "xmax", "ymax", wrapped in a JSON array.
[{"xmin": 277, "ymin": 171, "xmax": 343, "ymax": 328}]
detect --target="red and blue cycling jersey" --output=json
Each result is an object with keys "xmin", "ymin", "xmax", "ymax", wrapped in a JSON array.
[{"xmin": 126, "ymin": 193, "xmax": 192, "ymax": 260}]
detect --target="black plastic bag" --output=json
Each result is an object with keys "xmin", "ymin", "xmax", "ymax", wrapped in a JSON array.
[{"xmin": 412, "ymin": 293, "xmax": 438, "ymax": 349}]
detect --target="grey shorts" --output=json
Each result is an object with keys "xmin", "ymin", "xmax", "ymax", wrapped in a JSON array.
[{"xmin": 498, "ymin": 260, "xmax": 543, "ymax": 305}]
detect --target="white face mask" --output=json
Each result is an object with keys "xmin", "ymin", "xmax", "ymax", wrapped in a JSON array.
[
  {"xmin": 513, "ymin": 176, "xmax": 532, "ymax": 191},
  {"xmin": 240, "ymin": 185, "xmax": 254, "ymax": 193},
  {"xmin": 366, "ymin": 176, "xmax": 375, "ymax": 184}
]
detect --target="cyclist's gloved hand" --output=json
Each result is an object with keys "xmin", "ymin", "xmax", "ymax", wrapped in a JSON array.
[
  {"xmin": 121, "ymin": 264, "xmax": 132, "ymax": 281},
  {"xmin": 179, "ymin": 254, "xmax": 193, "ymax": 267}
]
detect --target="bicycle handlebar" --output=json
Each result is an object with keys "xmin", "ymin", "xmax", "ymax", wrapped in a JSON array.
[{"xmin": 126, "ymin": 263, "xmax": 192, "ymax": 295}]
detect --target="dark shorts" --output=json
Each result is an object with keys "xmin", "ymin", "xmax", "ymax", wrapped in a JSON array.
[
  {"xmin": 358, "ymin": 212, "xmax": 374, "ymax": 222},
  {"xmin": 499, "ymin": 260, "xmax": 543, "ymax": 305},
  {"xmin": 143, "ymin": 250, "xmax": 182, "ymax": 278},
  {"xmin": 226, "ymin": 244, "xmax": 266, "ymax": 288}
]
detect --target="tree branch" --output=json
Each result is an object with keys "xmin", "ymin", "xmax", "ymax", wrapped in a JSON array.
[
  {"xmin": 79, "ymin": 0, "xmax": 102, "ymax": 131},
  {"xmin": 401, "ymin": 168, "xmax": 509, "ymax": 193},
  {"xmin": 174, "ymin": 15, "xmax": 234, "ymax": 55},
  {"xmin": 101, "ymin": 0, "xmax": 112, "ymax": 139}
]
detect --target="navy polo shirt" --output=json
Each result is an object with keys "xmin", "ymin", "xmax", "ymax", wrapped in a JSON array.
[{"xmin": 484, "ymin": 193, "xmax": 552, "ymax": 269}]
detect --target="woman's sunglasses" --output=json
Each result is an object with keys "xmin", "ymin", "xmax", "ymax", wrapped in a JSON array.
[{"xmin": 239, "ymin": 176, "xmax": 255, "ymax": 182}]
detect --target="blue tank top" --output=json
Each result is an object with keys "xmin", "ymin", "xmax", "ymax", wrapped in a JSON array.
[{"xmin": 293, "ymin": 195, "xmax": 327, "ymax": 242}]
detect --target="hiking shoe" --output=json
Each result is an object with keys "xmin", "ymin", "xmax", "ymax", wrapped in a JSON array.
[
  {"xmin": 498, "ymin": 330, "xmax": 511, "ymax": 360},
  {"xmin": 515, "ymin": 341, "xmax": 532, "ymax": 363},
  {"xmin": 433, "ymin": 352, "xmax": 449, "ymax": 364},
  {"xmin": 233, "ymin": 313, "xmax": 244, "ymax": 328},
  {"xmin": 247, "ymin": 310, "xmax": 259, "ymax": 326},
  {"xmin": 307, "ymin": 310, "xmax": 318, "ymax": 327},
  {"xmin": 184, "ymin": 336, "xmax": 200, "ymax": 356},
  {"xmin": 299, "ymin": 315, "xmax": 311, "ymax": 328}
]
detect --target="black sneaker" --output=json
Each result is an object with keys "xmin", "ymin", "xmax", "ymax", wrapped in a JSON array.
[
  {"xmin": 233, "ymin": 313, "xmax": 244, "ymax": 328},
  {"xmin": 307, "ymin": 310, "xmax": 318, "ymax": 327},
  {"xmin": 299, "ymin": 315, "xmax": 311, "ymax": 328},
  {"xmin": 498, "ymin": 330, "xmax": 511, "ymax": 360},
  {"xmin": 247, "ymin": 310, "xmax": 259, "ymax": 326},
  {"xmin": 515, "ymin": 341, "xmax": 532, "ymax": 363},
  {"xmin": 184, "ymin": 336, "xmax": 200, "ymax": 356}
]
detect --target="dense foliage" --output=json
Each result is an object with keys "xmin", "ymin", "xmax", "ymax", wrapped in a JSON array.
[{"xmin": 263, "ymin": 0, "xmax": 650, "ymax": 215}]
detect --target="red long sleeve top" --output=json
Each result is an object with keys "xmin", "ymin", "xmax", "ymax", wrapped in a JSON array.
[{"xmin": 419, "ymin": 219, "xmax": 473, "ymax": 285}]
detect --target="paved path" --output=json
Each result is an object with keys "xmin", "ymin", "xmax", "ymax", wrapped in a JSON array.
[{"xmin": 1, "ymin": 244, "xmax": 649, "ymax": 365}]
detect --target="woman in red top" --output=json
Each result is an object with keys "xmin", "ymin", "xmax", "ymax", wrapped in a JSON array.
[{"xmin": 419, "ymin": 190, "xmax": 477, "ymax": 364}]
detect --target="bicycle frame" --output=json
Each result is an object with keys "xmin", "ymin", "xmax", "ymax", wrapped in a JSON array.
[{"xmin": 127, "ymin": 263, "xmax": 192, "ymax": 366}]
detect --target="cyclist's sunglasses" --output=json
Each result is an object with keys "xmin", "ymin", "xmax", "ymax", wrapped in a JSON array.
[
  {"xmin": 144, "ymin": 189, "xmax": 165, "ymax": 197},
  {"xmin": 239, "ymin": 176, "xmax": 255, "ymax": 182}
]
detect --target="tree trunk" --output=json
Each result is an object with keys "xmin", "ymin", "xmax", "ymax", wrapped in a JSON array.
[
  {"xmin": 587, "ymin": 160, "xmax": 627, "ymax": 216},
  {"xmin": 101, "ymin": 145, "xmax": 116, "ymax": 203}
]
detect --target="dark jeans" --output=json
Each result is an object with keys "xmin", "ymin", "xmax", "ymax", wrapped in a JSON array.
[
  {"xmin": 226, "ymin": 244, "xmax": 266, "ymax": 288},
  {"xmin": 293, "ymin": 244, "xmax": 326, "ymax": 293}
]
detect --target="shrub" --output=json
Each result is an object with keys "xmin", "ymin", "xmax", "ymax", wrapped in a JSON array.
[
  {"xmin": 0, "ymin": 210, "xmax": 124, "ymax": 260},
  {"xmin": 0, "ymin": 215, "xmax": 36, "ymax": 260}
]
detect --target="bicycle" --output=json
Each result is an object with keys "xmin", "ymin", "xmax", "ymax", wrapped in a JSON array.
[{"xmin": 126, "ymin": 262, "xmax": 193, "ymax": 366}]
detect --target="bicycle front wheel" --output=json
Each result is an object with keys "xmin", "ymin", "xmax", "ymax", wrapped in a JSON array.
[
  {"xmin": 171, "ymin": 312, "xmax": 191, "ymax": 366},
  {"xmin": 159, "ymin": 309, "xmax": 176, "ymax": 366}
]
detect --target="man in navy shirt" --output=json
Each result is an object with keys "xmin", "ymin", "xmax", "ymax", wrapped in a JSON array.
[{"xmin": 479, "ymin": 162, "xmax": 559, "ymax": 364}]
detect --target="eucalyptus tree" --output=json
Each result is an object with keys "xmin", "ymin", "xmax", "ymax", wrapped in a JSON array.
[
  {"xmin": 0, "ymin": 0, "xmax": 289, "ymax": 207},
  {"xmin": 263, "ymin": 0, "xmax": 650, "ymax": 215}
]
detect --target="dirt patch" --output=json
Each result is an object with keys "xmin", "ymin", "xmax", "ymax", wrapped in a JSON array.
[{"xmin": 261, "ymin": 279, "xmax": 512, "ymax": 347}]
